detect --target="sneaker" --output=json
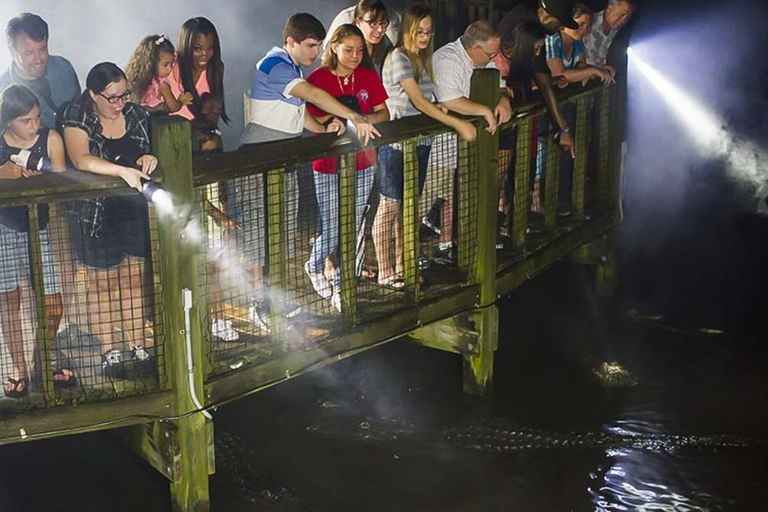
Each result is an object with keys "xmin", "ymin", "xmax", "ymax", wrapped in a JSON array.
[
  {"xmin": 305, "ymin": 261, "xmax": 332, "ymax": 299},
  {"xmin": 212, "ymin": 319, "xmax": 239, "ymax": 341},
  {"xmin": 422, "ymin": 198, "xmax": 443, "ymax": 235},
  {"xmin": 331, "ymin": 292, "xmax": 341, "ymax": 313},
  {"xmin": 130, "ymin": 345, "xmax": 155, "ymax": 378},
  {"xmin": 433, "ymin": 245, "xmax": 458, "ymax": 266},
  {"xmin": 418, "ymin": 250, "xmax": 431, "ymax": 270},
  {"xmin": 102, "ymin": 349, "xmax": 124, "ymax": 379},
  {"xmin": 249, "ymin": 300, "xmax": 271, "ymax": 332}
]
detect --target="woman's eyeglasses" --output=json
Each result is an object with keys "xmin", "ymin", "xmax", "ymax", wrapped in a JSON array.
[
  {"xmin": 98, "ymin": 90, "xmax": 132, "ymax": 104},
  {"xmin": 361, "ymin": 18, "xmax": 390, "ymax": 30},
  {"xmin": 417, "ymin": 29, "xmax": 434, "ymax": 37}
]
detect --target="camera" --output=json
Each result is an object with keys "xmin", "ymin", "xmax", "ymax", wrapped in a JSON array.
[{"xmin": 10, "ymin": 149, "xmax": 53, "ymax": 173}]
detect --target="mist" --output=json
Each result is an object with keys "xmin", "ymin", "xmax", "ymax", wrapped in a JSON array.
[
  {"xmin": 0, "ymin": 0, "xmax": 409, "ymax": 150},
  {"xmin": 623, "ymin": 0, "xmax": 768, "ymax": 252}
]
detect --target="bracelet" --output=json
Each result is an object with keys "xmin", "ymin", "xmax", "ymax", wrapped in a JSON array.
[{"xmin": 555, "ymin": 127, "xmax": 571, "ymax": 138}]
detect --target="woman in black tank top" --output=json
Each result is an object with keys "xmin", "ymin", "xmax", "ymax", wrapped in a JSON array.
[{"xmin": 0, "ymin": 84, "xmax": 70, "ymax": 398}]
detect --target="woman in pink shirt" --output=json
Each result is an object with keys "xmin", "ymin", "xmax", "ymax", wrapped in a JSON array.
[{"xmin": 168, "ymin": 17, "xmax": 229, "ymax": 124}]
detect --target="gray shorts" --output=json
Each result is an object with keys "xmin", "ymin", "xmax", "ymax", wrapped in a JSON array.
[{"xmin": 0, "ymin": 223, "xmax": 60, "ymax": 295}]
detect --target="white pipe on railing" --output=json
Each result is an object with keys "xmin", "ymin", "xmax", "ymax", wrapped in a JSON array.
[{"xmin": 182, "ymin": 287, "xmax": 213, "ymax": 420}]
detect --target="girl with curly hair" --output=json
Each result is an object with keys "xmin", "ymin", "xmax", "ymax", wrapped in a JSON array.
[{"xmin": 125, "ymin": 34, "xmax": 193, "ymax": 114}]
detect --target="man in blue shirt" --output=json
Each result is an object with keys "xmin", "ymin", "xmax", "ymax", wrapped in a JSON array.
[{"xmin": 0, "ymin": 13, "xmax": 80, "ymax": 129}]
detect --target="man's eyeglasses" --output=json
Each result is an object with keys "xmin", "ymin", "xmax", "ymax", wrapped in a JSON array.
[
  {"xmin": 478, "ymin": 47, "xmax": 500, "ymax": 60},
  {"xmin": 361, "ymin": 18, "xmax": 390, "ymax": 30},
  {"xmin": 98, "ymin": 90, "xmax": 132, "ymax": 104}
]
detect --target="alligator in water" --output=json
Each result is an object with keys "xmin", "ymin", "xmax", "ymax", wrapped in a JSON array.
[{"xmin": 306, "ymin": 412, "xmax": 768, "ymax": 454}]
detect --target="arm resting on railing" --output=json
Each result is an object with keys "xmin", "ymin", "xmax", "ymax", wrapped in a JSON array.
[
  {"xmin": 533, "ymin": 71, "xmax": 576, "ymax": 158},
  {"xmin": 63, "ymin": 126, "xmax": 154, "ymax": 192},
  {"xmin": 401, "ymin": 78, "xmax": 476, "ymax": 142},
  {"xmin": 441, "ymin": 96, "xmax": 497, "ymax": 135}
]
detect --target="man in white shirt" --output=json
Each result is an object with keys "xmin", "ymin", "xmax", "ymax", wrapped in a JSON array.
[
  {"xmin": 583, "ymin": 0, "xmax": 636, "ymax": 74},
  {"xmin": 425, "ymin": 20, "xmax": 512, "ymax": 264}
]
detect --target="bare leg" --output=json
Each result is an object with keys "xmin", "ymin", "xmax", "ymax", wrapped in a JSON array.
[
  {"xmin": 118, "ymin": 256, "xmax": 148, "ymax": 349},
  {"xmin": 42, "ymin": 292, "xmax": 71, "ymax": 383},
  {"xmin": 373, "ymin": 198, "xmax": 398, "ymax": 283},
  {"xmin": 86, "ymin": 266, "xmax": 119, "ymax": 352},
  {"xmin": 439, "ymin": 201, "xmax": 454, "ymax": 245},
  {"xmin": 394, "ymin": 206, "xmax": 404, "ymax": 277},
  {"xmin": 0, "ymin": 289, "xmax": 27, "ymax": 393}
]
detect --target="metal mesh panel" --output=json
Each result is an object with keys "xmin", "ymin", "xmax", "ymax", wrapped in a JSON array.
[{"xmin": 0, "ymin": 194, "xmax": 165, "ymax": 409}]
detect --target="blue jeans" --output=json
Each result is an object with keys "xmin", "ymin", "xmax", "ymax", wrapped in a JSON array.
[{"xmin": 308, "ymin": 166, "xmax": 375, "ymax": 287}]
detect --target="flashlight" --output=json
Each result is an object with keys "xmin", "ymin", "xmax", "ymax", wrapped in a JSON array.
[
  {"xmin": 141, "ymin": 179, "xmax": 165, "ymax": 202},
  {"xmin": 10, "ymin": 149, "xmax": 53, "ymax": 173}
]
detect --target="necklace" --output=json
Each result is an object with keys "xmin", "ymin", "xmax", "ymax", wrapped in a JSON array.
[{"xmin": 336, "ymin": 69, "xmax": 355, "ymax": 95}]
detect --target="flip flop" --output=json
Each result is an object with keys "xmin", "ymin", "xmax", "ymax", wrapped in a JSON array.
[
  {"xmin": 377, "ymin": 277, "xmax": 405, "ymax": 291},
  {"xmin": 3, "ymin": 377, "xmax": 28, "ymax": 398},
  {"xmin": 360, "ymin": 268, "xmax": 378, "ymax": 281}
]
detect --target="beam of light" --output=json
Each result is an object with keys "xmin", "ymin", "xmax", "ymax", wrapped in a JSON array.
[{"xmin": 631, "ymin": 54, "xmax": 768, "ymax": 211}]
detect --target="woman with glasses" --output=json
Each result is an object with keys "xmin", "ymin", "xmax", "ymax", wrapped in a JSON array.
[
  {"xmin": 325, "ymin": 0, "xmax": 402, "ymax": 73},
  {"xmin": 62, "ymin": 62, "xmax": 157, "ymax": 380},
  {"xmin": 374, "ymin": 4, "xmax": 477, "ymax": 289}
]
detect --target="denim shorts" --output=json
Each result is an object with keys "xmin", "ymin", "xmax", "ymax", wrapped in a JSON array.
[
  {"xmin": 0, "ymin": 222, "xmax": 60, "ymax": 294},
  {"xmin": 378, "ymin": 143, "xmax": 431, "ymax": 201}
]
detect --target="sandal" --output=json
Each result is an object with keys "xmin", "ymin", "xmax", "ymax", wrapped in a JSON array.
[
  {"xmin": 377, "ymin": 277, "xmax": 405, "ymax": 291},
  {"xmin": 3, "ymin": 377, "xmax": 28, "ymax": 398},
  {"xmin": 102, "ymin": 349, "xmax": 125, "ymax": 379},
  {"xmin": 360, "ymin": 268, "xmax": 378, "ymax": 281}
]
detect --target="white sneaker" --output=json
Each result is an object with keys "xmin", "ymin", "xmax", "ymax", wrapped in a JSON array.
[
  {"xmin": 331, "ymin": 292, "xmax": 341, "ymax": 313},
  {"xmin": 249, "ymin": 300, "xmax": 271, "ymax": 333},
  {"xmin": 305, "ymin": 261, "xmax": 332, "ymax": 298},
  {"xmin": 212, "ymin": 319, "xmax": 239, "ymax": 341}
]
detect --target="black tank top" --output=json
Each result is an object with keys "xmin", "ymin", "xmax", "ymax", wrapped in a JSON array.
[{"xmin": 0, "ymin": 129, "xmax": 50, "ymax": 232}]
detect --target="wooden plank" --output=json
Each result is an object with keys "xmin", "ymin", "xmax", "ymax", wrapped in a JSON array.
[
  {"xmin": 266, "ymin": 167, "xmax": 287, "ymax": 349},
  {"xmin": 408, "ymin": 313, "xmax": 481, "ymax": 356},
  {"xmin": 116, "ymin": 420, "xmax": 182, "ymax": 483},
  {"xmin": 204, "ymin": 285, "xmax": 480, "ymax": 405},
  {"xmin": 512, "ymin": 117, "xmax": 532, "ymax": 252},
  {"xmin": 456, "ymin": 138, "xmax": 475, "ymax": 274},
  {"xmin": 544, "ymin": 128, "xmax": 560, "ymax": 232},
  {"xmin": 0, "ymin": 391, "xmax": 173, "ymax": 447},
  {"xmin": 495, "ymin": 213, "xmax": 615, "ymax": 297}
]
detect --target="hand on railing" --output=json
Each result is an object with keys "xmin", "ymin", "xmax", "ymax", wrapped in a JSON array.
[
  {"xmin": 552, "ymin": 75, "xmax": 570, "ymax": 89},
  {"xmin": 350, "ymin": 113, "xmax": 381, "ymax": 146},
  {"xmin": 325, "ymin": 117, "xmax": 347, "ymax": 136},
  {"xmin": 495, "ymin": 96, "xmax": 513, "ymax": 125},
  {"xmin": 482, "ymin": 107, "xmax": 498, "ymax": 135}
]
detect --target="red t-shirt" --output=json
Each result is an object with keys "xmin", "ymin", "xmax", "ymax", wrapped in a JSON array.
[{"xmin": 306, "ymin": 66, "xmax": 388, "ymax": 173}]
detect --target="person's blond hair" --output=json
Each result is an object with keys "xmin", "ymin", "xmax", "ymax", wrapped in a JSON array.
[{"xmin": 396, "ymin": 3, "xmax": 434, "ymax": 83}]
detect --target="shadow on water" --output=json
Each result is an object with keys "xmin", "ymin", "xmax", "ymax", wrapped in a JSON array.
[{"xmin": 1, "ymin": 211, "xmax": 768, "ymax": 510}]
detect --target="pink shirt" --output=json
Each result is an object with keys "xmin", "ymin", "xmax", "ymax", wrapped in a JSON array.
[
  {"xmin": 168, "ymin": 61, "xmax": 210, "ymax": 120},
  {"xmin": 141, "ymin": 77, "xmax": 169, "ymax": 109}
]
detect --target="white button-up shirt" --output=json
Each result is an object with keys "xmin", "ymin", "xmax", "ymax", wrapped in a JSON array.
[{"xmin": 433, "ymin": 38, "xmax": 499, "ymax": 103}]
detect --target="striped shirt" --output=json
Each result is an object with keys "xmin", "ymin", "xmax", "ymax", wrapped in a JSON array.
[
  {"xmin": 247, "ymin": 46, "xmax": 306, "ymax": 136},
  {"xmin": 382, "ymin": 48, "xmax": 435, "ymax": 120},
  {"xmin": 546, "ymin": 33, "xmax": 584, "ymax": 69}
]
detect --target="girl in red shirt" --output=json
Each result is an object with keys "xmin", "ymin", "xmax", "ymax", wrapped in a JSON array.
[{"xmin": 305, "ymin": 24, "xmax": 389, "ymax": 311}]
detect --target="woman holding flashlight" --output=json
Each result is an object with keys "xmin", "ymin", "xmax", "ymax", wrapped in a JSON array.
[{"xmin": 62, "ymin": 62, "xmax": 157, "ymax": 380}]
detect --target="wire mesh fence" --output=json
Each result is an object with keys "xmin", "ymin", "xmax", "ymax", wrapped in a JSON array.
[
  {"xmin": 199, "ymin": 127, "xmax": 481, "ymax": 377},
  {"xmin": 0, "ymin": 192, "xmax": 165, "ymax": 410}
]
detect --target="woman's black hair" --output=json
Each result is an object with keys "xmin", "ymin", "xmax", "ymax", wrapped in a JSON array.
[
  {"xmin": 0, "ymin": 84, "xmax": 40, "ymax": 133},
  {"xmin": 505, "ymin": 21, "xmax": 547, "ymax": 100},
  {"xmin": 177, "ymin": 17, "xmax": 229, "ymax": 124},
  {"xmin": 80, "ymin": 62, "xmax": 128, "ymax": 113}
]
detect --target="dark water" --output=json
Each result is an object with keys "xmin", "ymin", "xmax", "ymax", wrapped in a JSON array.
[{"xmin": 2, "ymin": 212, "xmax": 767, "ymax": 512}]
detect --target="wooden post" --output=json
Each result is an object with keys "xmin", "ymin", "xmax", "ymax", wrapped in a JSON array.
[
  {"xmin": 572, "ymin": 96, "xmax": 589, "ymax": 219},
  {"xmin": 151, "ymin": 117, "xmax": 210, "ymax": 512},
  {"xmin": 26, "ymin": 204, "xmax": 54, "ymax": 405},
  {"xmin": 597, "ymin": 87, "xmax": 612, "ymax": 211},
  {"xmin": 338, "ymin": 153, "xmax": 358, "ymax": 323},
  {"xmin": 512, "ymin": 116, "xmax": 532, "ymax": 252},
  {"xmin": 266, "ymin": 168, "xmax": 287, "ymax": 349},
  {"xmin": 464, "ymin": 68, "xmax": 500, "ymax": 395},
  {"xmin": 543, "ymin": 125, "xmax": 561, "ymax": 233},
  {"xmin": 402, "ymin": 137, "xmax": 420, "ymax": 303}
]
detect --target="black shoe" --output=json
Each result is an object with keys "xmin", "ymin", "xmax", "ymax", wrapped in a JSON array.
[
  {"xmin": 433, "ymin": 245, "xmax": 458, "ymax": 266},
  {"xmin": 102, "ymin": 349, "xmax": 125, "ymax": 379},
  {"xmin": 422, "ymin": 199, "xmax": 444, "ymax": 235}
]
